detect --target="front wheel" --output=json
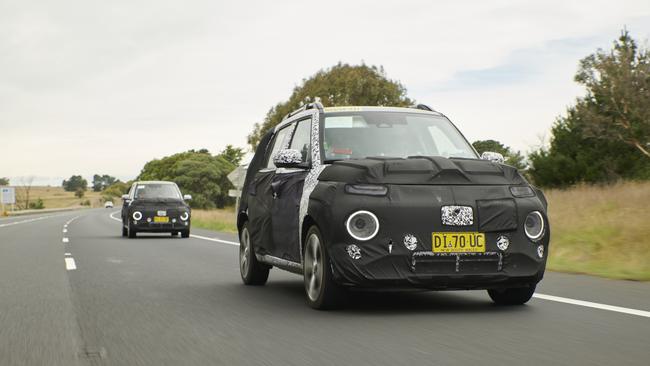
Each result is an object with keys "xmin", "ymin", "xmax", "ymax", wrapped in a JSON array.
[
  {"xmin": 181, "ymin": 229, "xmax": 190, "ymax": 238},
  {"xmin": 488, "ymin": 285, "xmax": 536, "ymax": 305},
  {"xmin": 122, "ymin": 225, "xmax": 127, "ymax": 237},
  {"xmin": 239, "ymin": 222, "xmax": 269, "ymax": 285},
  {"xmin": 127, "ymin": 221, "xmax": 137, "ymax": 238},
  {"xmin": 303, "ymin": 226, "xmax": 346, "ymax": 309}
]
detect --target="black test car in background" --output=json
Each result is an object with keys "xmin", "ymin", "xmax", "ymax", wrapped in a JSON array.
[
  {"xmin": 121, "ymin": 181, "xmax": 192, "ymax": 238},
  {"xmin": 237, "ymin": 103, "xmax": 549, "ymax": 309}
]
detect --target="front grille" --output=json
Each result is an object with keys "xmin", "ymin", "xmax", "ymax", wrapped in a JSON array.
[{"xmin": 411, "ymin": 252, "xmax": 503, "ymax": 274}]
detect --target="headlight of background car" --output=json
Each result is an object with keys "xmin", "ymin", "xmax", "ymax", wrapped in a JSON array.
[
  {"xmin": 346, "ymin": 210, "xmax": 379, "ymax": 241},
  {"xmin": 524, "ymin": 211, "xmax": 545, "ymax": 241},
  {"xmin": 132, "ymin": 211, "xmax": 142, "ymax": 221},
  {"xmin": 180, "ymin": 211, "xmax": 189, "ymax": 221}
]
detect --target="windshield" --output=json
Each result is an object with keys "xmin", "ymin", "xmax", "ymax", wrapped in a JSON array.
[
  {"xmin": 323, "ymin": 111, "xmax": 477, "ymax": 162},
  {"xmin": 134, "ymin": 183, "xmax": 181, "ymax": 200}
]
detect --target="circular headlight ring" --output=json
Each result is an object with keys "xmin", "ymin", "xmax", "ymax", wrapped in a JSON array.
[
  {"xmin": 345, "ymin": 210, "xmax": 379, "ymax": 241},
  {"xmin": 132, "ymin": 211, "xmax": 142, "ymax": 221},
  {"xmin": 180, "ymin": 212, "xmax": 189, "ymax": 221},
  {"xmin": 524, "ymin": 211, "xmax": 545, "ymax": 241}
]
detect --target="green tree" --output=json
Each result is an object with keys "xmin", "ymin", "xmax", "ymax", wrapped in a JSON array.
[
  {"xmin": 102, "ymin": 181, "xmax": 130, "ymax": 199},
  {"xmin": 219, "ymin": 145, "xmax": 246, "ymax": 166},
  {"xmin": 248, "ymin": 63, "xmax": 414, "ymax": 148},
  {"xmin": 472, "ymin": 140, "xmax": 526, "ymax": 170},
  {"xmin": 62, "ymin": 175, "xmax": 87, "ymax": 192},
  {"xmin": 0, "ymin": 177, "xmax": 9, "ymax": 185},
  {"xmin": 529, "ymin": 30, "xmax": 650, "ymax": 187},
  {"xmin": 138, "ymin": 149, "xmax": 236, "ymax": 208},
  {"xmin": 92, "ymin": 174, "xmax": 118, "ymax": 192}
]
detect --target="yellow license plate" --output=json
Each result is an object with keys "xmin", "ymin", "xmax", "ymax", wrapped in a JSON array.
[
  {"xmin": 432, "ymin": 232, "xmax": 486, "ymax": 253},
  {"xmin": 153, "ymin": 216, "xmax": 169, "ymax": 223}
]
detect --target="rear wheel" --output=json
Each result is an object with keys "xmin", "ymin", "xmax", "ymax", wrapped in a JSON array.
[
  {"xmin": 488, "ymin": 285, "xmax": 536, "ymax": 305},
  {"xmin": 303, "ymin": 226, "xmax": 346, "ymax": 309},
  {"xmin": 239, "ymin": 222, "xmax": 270, "ymax": 285}
]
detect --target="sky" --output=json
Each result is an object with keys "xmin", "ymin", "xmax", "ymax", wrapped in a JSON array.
[{"xmin": 1, "ymin": 0, "xmax": 650, "ymax": 186}]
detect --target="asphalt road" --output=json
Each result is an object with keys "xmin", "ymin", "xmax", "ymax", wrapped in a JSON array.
[{"xmin": 1, "ymin": 209, "xmax": 649, "ymax": 366}]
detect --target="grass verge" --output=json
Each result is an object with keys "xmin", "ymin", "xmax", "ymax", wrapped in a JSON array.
[
  {"xmin": 546, "ymin": 181, "xmax": 650, "ymax": 281},
  {"xmin": 191, "ymin": 208, "xmax": 237, "ymax": 234}
]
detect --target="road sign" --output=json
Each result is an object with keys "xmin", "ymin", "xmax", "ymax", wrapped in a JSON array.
[{"xmin": 1, "ymin": 187, "xmax": 15, "ymax": 204}]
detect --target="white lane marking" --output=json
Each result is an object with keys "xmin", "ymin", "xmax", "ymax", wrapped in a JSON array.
[
  {"xmin": 108, "ymin": 211, "xmax": 239, "ymax": 245},
  {"xmin": 63, "ymin": 228, "xmax": 68, "ymax": 233},
  {"xmin": 62, "ymin": 237, "xmax": 69, "ymax": 243},
  {"xmin": 190, "ymin": 234, "xmax": 239, "ymax": 246},
  {"xmin": 534, "ymin": 293, "xmax": 650, "ymax": 318},
  {"xmin": 65, "ymin": 252, "xmax": 72, "ymax": 256},
  {"xmin": 0, "ymin": 214, "xmax": 67, "ymax": 228},
  {"xmin": 65, "ymin": 257, "xmax": 77, "ymax": 270},
  {"xmin": 64, "ymin": 216, "xmax": 80, "ymax": 226}
]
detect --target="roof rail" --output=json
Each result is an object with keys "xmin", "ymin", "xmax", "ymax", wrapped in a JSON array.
[
  {"xmin": 282, "ymin": 100, "xmax": 324, "ymax": 121},
  {"xmin": 415, "ymin": 104, "xmax": 435, "ymax": 112}
]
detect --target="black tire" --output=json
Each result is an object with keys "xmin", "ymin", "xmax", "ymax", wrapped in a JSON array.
[
  {"xmin": 181, "ymin": 229, "xmax": 190, "ymax": 238},
  {"xmin": 488, "ymin": 285, "xmax": 536, "ymax": 305},
  {"xmin": 127, "ymin": 221, "xmax": 137, "ymax": 239},
  {"xmin": 303, "ymin": 226, "xmax": 346, "ymax": 309},
  {"xmin": 122, "ymin": 225, "xmax": 127, "ymax": 237},
  {"xmin": 239, "ymin": 222, "xmax": 270, "ymax": 285}
]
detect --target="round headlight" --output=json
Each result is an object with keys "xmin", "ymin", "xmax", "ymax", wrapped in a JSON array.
[
  {"xmin": 180, "ymin": 212, "xmax": 189, "ymax": 221},
  {"xmin": 132, "ymin": 211, "xmax": 142, "ymax": 221},
  {"xmin": 524, "ymin": 211, "xmax": 545, "ymax": 241},
  {"xmin": 346, "ymin": 210, "xmax": 379, "ymax": 241}
]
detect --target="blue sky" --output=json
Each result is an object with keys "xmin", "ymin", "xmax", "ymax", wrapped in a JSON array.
[{"xmin": 1, "ymin": 0, "xmax": 649, "ymax": 186}]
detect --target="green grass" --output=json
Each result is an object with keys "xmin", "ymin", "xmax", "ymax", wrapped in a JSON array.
[
  {"xmin": 191, "ymin": 208, "xmax": 238, "ymax": 234},
  {"xmin": 545, "ymin": 181, "xmax": 650, "ymax": 281}
]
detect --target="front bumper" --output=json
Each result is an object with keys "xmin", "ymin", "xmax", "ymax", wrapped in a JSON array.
[
  {"xmin": 329, "ymin": 240, "xmax": 547, "ymax": 290},
  {"xmin": 131, "ymin": 220, "xmax": 190, "ymax": 232}
]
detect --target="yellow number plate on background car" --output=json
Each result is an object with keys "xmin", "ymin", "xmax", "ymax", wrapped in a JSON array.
[
  {"xmin": 432, "ymin": 232, "xmax": 486, "ymax": 253},
  {"xmin": 154, "ymin": 216, "xmax": 169, "ymax": 223}
]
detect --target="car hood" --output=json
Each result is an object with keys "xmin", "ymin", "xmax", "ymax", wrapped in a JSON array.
[
  {"xmin": 317, "ymin": 156, "xmax": 527, "ymax": 185},
  {"xmin": 130, "ymin": 199, "xmax": 188, "ymax": 209}
]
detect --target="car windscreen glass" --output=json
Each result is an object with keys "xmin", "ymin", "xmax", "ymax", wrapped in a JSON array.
[
  {"xmin": 134, "ymin": 184, "xmax": 181, "ymax": 200},
  {"xmin": 323, "ymin": 112, "xmax": 477, "ymax": 161}
]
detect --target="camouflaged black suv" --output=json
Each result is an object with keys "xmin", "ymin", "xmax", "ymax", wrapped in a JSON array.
[
  {"xmin": 121, "ymin": 181, "xmax": 192, "ymax": 238},
  {"xmin": 237, "ymin": 103, "xmax": 549, "ymax": 309}
]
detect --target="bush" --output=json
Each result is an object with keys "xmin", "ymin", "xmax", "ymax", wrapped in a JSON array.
[
  {"xmin": 28, "ymin": 198, "xmax": 45, "ymax": 210},
  {"xmin": 75, "ymin": 188, "xmax": 85, "ymax": 198}
]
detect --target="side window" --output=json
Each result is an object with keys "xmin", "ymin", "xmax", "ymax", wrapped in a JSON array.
[
  {"xmin": 289, "ymin": 118, "xmax": 311, "ymax": 163},
  {"xmin": 264, "ymin": 124, "xmax": 294, "ymax": 169}
]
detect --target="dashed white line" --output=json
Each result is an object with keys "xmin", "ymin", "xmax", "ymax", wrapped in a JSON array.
[
  {"xmin": 63, "ymin": 228, "xmax": 68, "ymax": 233},
  {"xmin": 65, "ymin": 257, "xmax": 77, "ymax": 270},
  {"xmin": 62, "ymin": 237, "xmax": 69, "ymax": 243},
  {"xmin": 533, "ymin": 293, "xmax": 650, "ymax": 318},
  {"xmin": 64, "ymin": 252, "xmax": 72, "ymax": 256}
]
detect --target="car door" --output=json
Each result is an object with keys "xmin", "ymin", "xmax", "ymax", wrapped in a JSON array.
[
  {"xmin": 247, "ymin": 123, "xmax": 295, "ymax": 258},
  {"xmin": 269, "ymin": 117, "xmax": 312, "ymax": 262}
]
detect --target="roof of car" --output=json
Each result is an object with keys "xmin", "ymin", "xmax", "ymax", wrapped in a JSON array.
[
  {"xmin": 323, "ymin": 106, "xmax": 443, "ymax": 116},
  {"xmin": 133, "ymin": 181, "xmax": 176, "ymax": 185}
]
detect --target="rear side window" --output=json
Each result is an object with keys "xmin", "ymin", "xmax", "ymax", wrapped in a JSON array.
[
  {"xmin": 289, "ymin": 118, "xmax": 311, "ymax": 163},
  {"xmin": 264, "ymin": 125, "xmax": 295, "ymax": 169}
]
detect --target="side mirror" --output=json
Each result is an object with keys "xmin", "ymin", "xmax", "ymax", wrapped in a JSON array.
[
  {"xmin": 481, "ymin": 151, "xmax": 505, "ymax": 164},
  {"xmin": 273, "ymin": 149, "xmax": 304, "ymax": 168},
  {"xmin": 183, "ymin": 194, "xmax": 192, "ymax": 201},
  {"xmin": 121, "ymin": 194, "xmax": 129, "ymax": 200}
]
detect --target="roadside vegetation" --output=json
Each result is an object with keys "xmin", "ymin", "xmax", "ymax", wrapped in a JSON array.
[
  {"xmin": 546, "ymin": 181, "xmax": 650, "ymax": 280},
  {"xmin": 191, "ymin": 208, "xmax": 237, "ymax": 233}
]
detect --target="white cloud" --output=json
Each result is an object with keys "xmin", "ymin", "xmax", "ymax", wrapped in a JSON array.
[{"xmin": 1, "ymin": 0, "xmax": 649, "ymax": 184}]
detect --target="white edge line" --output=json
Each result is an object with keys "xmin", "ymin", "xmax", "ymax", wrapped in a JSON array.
[
  {"xmin": 534, "ymin": 293, "xmax": 650, "ymax": 318},
  {"xmin": 65, "ymin": 257, "xmax": 77, "ymax": 270},
  {"xmin": 108, "ymin": 211, "xmax": 239, "ymax": 246},
  {"xmin": 0, "ymin": 213, "xmax": 67, "ymax": 228}
]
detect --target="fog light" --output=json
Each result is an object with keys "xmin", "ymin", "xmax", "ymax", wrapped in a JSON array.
[
  {"xmin": 132, "ymin": 211, "xmax": 142, "ymax": 220},
  {"xmin": 496, "ymin": 235, "xmax": 510, "ymax": 251},
  {"xmin": 346, "ymin": 244, "xmax": 361, "ymax": 260},
  {"xmin": 146, "ymin": 217, "xmax": 152, "ymax": 223},
  {"xmin": 537, "ymin": 245, "xmax": 544, "ymax": 258},
  {"xmin": 403, "ymin": 234, "xmax": 418, "ymax": 250},
  {"xmin": 172, "ymin": 218, "xmax": 176, "ymax": 223},
  {"xmin": 346, "ymin": 210, "xmax": 379, "ymax": 241}
]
